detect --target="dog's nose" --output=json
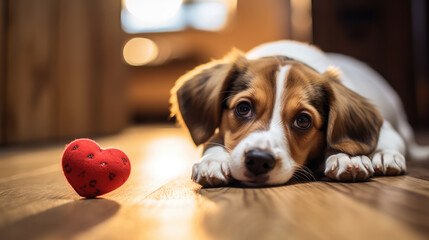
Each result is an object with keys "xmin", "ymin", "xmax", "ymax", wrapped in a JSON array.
[{"xmin": 245, "ymin": 150, "xmax": 276, "ymax": 175}]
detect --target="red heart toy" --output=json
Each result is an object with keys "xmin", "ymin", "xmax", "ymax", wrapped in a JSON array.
[{"xmin": 62, "ymin": 139, "xmax": 131, "ymax": 198}]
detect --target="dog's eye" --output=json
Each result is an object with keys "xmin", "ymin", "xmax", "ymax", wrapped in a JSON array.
[
  {"xmin": 293, "ymin": 113, "xmax": 312, "ymax": 129},
  {"xmin": 235, "ymin": 101, "xmax": 254, "ymax": 119}
]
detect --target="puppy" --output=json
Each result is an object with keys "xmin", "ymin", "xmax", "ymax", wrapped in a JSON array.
[{"xmin": 170, "ymin": 40, "xmax": 429, "ymax": 187}]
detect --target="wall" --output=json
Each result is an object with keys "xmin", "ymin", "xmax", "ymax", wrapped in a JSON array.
[{"xmin": 0, "ymin": 0, "xmax": 127, "ymax": 144}]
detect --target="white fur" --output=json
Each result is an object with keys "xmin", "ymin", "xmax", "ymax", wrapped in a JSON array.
[
  {"xmin": 371, "ymin": 121, "xmax": 407, "ymax": 175},
  {"xmin": 246, "ymin": 40, "xmax": 331, "ymax": 73},
  {"xmin": 229, "ymin": 65, "xmax": 295, "ymax": 185},
  {"xmin": 192, "ymin": 146, "xmax": 232, "ymax": 186},
  {"xmin": 376, "ymin": 121, "xmax": 406, "ymax": 155}
]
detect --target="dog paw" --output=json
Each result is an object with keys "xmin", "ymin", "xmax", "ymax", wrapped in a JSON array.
[
  {"xmin": 325, "ymin": 153, "xmax": 374, "ymax": 181},
  {"xmin": 371, "ymin": 150, "xmax": 406, "ymax": 176},
  {"xmin": 191, "ymin": 157, "xmax": 232, "ymax": 187}
]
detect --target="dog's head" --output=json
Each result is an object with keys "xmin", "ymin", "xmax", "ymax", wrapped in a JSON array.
[{"xmin": 170, "ymin": 50, "xmax": 382, "ymax": 186}]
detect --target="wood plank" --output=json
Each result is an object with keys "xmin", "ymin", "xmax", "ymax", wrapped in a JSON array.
[
  {"xmin": 0, "ymin": 125, "xmax": 428, "ymax": 240},
  {"xmin": 407, "ymin": 160, "xmax": 429, "ymax": 180},
  {"xmin": 325, "ymin": 177, "xmax": 429, "ymax": 235},
  {"xmin": 5, "ymin": 0, "xmax": 58, "ymax": 143}
]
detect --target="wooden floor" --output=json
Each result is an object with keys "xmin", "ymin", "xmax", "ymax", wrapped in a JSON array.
[{"xmin": 0, "ymin": 125, "xmax": 428, "ymax": 240}]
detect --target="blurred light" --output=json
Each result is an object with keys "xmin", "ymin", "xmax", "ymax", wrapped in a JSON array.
[
  {"xmin": 123, "ymin": 38, "xmax": 159, "ymax": 66},
  {"xmin": 125, "ymin": 0, "xmax": 183, "ymax": 24},
  {"xmin": 121, "ymin": 7, "xmax": 185, "ymax": 33},
  {"xmin": 121, "ymin": 0, "xmax": 235, "ymax": 33},
  {"xmin": 140, "ymin": 136, "xmax": 199, "ymax": 183},
  {"xmin": 188, "ymin": 1, "xmax": 228, "ymax": 31}
]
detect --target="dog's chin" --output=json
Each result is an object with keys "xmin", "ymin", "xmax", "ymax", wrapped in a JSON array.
[
  {"xmin": 239, "ymin": 174, "xmax": 270, "ymax": 187},
  {"xmin": 240, "ymin": 178, "xmax": 288, "ymax": 187},
  {"xmin": 236, "ymin": 173, "xmax": 292, "ymax": 187},
  {"xmin": 235, "ymin": 171, "xmax": 295, "ymax": 187},
  {"xmin": 240, "ymin": 180, "xmax": 267, "ymax": 187}
]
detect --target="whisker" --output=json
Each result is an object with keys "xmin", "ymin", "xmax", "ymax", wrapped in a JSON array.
[
  {"xmin": 293, "ymin": 169, "xmax": 312, "ymax": 182},
  {"xmin": 302, "ymin": 171, "xmax": 315, "ymax": 182},
  {"xmin": 294, "ymin": 165, "xmax": 316, "ymax": 182},
  {"xmin": 302, "ymin": 168, "xmax": 317, "ymax": 182},
  {"xmin": 291, "ymin": 171, "xmax": 310, "ymax": 184}
]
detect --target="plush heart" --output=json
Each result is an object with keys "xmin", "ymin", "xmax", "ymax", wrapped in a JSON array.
[{"xmin": 62, "ymin": 138, "xmax": 131, "ymax": 198}]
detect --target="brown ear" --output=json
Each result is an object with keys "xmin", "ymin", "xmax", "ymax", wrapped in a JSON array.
[
  {"xmin": 324, "ymin": 70, "xmax": 383, "ymax": 156},
  {"xmin": 170, "ymin": 50, "xmax": 248, "ymax": 145}
]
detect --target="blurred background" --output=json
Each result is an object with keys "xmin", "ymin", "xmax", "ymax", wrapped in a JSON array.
[{"xmin": 0, "ymin": 0, "xmax": 428, "ymax": 145}]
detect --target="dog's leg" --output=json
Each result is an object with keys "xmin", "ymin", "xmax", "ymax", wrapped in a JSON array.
[
  {"xmin": 324, "ymin": 121, "xmax": 406, "ymax": 181},
  {"xmin": 324, "ymin": 153, "xmax": 374, "ymax": 181},
  {"xmin": 371, "ymin": 121, "xmax": 406, "ymax": 175},
  {"xmin": 192, "ymin": 145, "xmax": 233, "ymax": 187}
]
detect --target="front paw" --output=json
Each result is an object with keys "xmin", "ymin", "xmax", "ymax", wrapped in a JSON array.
[
  {"xmin": 191, "ymin": 157, "xmax": 232, "ymax": 187},
  {"xmin": 325, "ymin": 153, "xmax": 374, "ymax": 181},
  {"xmin": 371, "ymin": 150, "xmax": 406, "ymax": 176}
]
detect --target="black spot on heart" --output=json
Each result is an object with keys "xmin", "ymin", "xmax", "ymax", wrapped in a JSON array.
[
  {"xmin": 78, "ymin": 171, "xmax": 86, "ymax": 177},
  {"xmin": 122, "ymin": 157, "xmax": 128, "ymax": 165},
  {"xmin": 109, "ymin": 173, "xmax": 116, "ymax": 181},
  {"xmin": 89, "ymin": 180, "xmax": 97, "ymax": 187},
  {"xmin": 94, "ymin": 189, "xmax": 101, "ymax": 195},
  {"xmin": 87, "ymin": 154, "xmax": 94, "ymax": 159},
  {"xmin": 64, "ymin": 163, "xmax": 72, "ymax": 173},
  {"xmin": 72, "ymin": 145, "xmax": 79, "ymax": 150},
  {"xmin": 80, "ymin": 184, "xmax": 87, "ymax": 190}
]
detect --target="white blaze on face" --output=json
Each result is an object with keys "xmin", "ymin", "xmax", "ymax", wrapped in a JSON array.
[{"xmin": 229, "ymin": 65, "xmax": 297, "ymax": 185}]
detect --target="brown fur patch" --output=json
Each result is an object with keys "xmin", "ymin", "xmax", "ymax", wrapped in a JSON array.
[
  {"xmin": 220, "ymin": 58, "xmax": 280, "ymax": 150},
  {"xmin": 282, "ymin": 63, "xmax": 329, "ymax": 165}
]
